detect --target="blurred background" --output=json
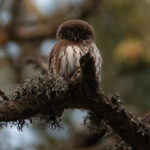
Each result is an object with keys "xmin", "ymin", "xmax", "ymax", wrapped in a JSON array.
[{"xmin": 0, "ymin": 0, "xmax": 150, "ymax": 149}]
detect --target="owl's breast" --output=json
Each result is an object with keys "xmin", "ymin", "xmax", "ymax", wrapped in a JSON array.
[
  {"xmin": 49, "ymin": 41, "xmax": 102, "ymax": 81},
  {"xmin": 58, "ymin": 45, "xmax": 87, "ymax": 80}
]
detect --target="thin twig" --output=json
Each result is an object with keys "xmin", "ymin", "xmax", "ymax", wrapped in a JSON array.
[
  {"xmin": 0, "ymin": 89, "xmax": 9, "ymax": 101},
  {"xmin": 23, "ymin": 56, "xmax": 48, "ymax": 73}
]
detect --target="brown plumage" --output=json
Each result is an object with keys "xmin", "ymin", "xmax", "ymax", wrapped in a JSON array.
[{"xmin": 48, "ymin": 19, "xmax": 102, "ymax": 81}]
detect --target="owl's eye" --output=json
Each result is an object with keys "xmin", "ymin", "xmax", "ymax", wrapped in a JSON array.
[
  {"xmin": 66, "ymin": 31, "xmax": 75, "ymax": 40},
  {"xmin": 67, "ymin": 32, "xmax": 71, "ymax": 37}
]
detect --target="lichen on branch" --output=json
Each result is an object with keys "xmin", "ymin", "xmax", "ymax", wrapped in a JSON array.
[{"xmin": 0, "ymin": 74, "xmax": 68, "ymax": 130}]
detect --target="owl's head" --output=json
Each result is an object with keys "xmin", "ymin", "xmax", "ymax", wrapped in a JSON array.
[{"xmin": 57, "ymin": 19, "xmax": 94, "ymax": 42}]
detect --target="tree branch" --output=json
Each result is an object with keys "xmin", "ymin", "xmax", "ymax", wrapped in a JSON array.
[
  {"xmin": 0, "ymin": 53, "xmax": 149, "ymax": 149},
  {"xmin": 23, "ymin": 56, "xmax": 48, "ymax": 73},
  {"xmin": 0, "ymin": 89, "xmax": 10, "ymax": 101}
]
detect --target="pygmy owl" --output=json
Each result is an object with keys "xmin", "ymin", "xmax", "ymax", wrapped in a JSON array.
[{"xmin": 48, "ymin": 19, "xmax": 102, "ymax": 81}]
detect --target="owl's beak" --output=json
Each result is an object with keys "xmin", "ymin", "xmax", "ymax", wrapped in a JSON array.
[{"xmin": 74, "ymin": 36, "xmax": 77, "ymax": 42}]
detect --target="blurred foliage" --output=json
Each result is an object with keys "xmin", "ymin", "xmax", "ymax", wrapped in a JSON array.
[
  {"xmin": 87, "ymin": 0, "xmax": 150, "ymax": 114},
  {"xmin": 0, "ymin": 0, "xmax": 150, "ymax": 149}
]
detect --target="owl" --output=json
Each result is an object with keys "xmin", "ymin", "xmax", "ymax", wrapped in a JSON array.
[{"xmin": 48, "ymin": 19, "xmax": 102, "ymax": 81}]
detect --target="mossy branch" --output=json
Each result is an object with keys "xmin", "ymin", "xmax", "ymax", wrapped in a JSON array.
[{"xmin": 0, "ymin": 53, "xmax": 149, "ymax": 149}]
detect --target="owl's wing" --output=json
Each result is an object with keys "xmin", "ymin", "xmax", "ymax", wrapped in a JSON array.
[
  {"xmin": 48, "ymin": 47, "xmax": 57, "ymax": 74},
  {"xmin": 90, "ymin": 43, "xmax": 103, "ymax": 81}
]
